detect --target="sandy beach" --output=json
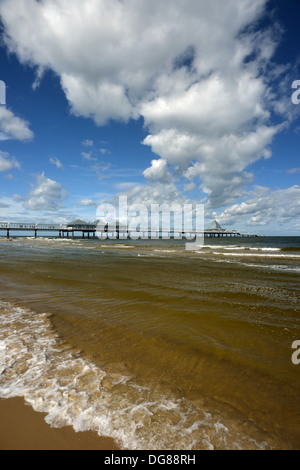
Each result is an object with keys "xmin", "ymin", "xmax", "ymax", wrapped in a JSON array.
[{"xmin": 0, "ymin": 398, "xmax": 119, "ymax": 450}]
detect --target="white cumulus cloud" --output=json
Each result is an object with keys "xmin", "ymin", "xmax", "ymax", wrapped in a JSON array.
[
  {"xmin": 216, "ymin": 185, "xmax": 300, "ymax": 231},
  {"xmin": 49, "ymin": 157, "xmax": 63, "ymax": 169},
  {"xmin": 0, "ymin": 151, "xmax": 20, "ymax": 172},
  {"xmin": 0, "ymin": 107, "xmax": 33, "ymax": 141},
  {"xmin": 77, "ymin": 199, "xmax": 97, "ymax": 207},
  {"xmin": 24, "ymin": 173, "xmax": 67, "ymax": 211},
  {"xmin": 0, "ymin": 0, "xmax": 292, "ymax": 211},
  {"xmin": 143, "ymin": 159, "xmax": 171, "ymax": 182}
]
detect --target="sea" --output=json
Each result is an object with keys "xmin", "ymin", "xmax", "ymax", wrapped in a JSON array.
[{"xmin": 0, "ymin": 235, "xmax": 299, "ymax": 450}]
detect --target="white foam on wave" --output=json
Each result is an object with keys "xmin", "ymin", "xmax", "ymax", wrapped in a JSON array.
[
  {"xmin": 154, "ymin": 249, "xmax": 179, "ymax": 253},
  {"xmin": 99, "ymin": 244, "xmax": 135, "ymax": 250},
  {"xmin": 0, "ymin": 301, "xmax": 271, "ymax": 450},
  {"xmin": 242, "ymin": 263, "xmax": 300, "ymax": 273},
  {"xmin": 202, "ymin": 245, "xmax": 281, "ymax": 251},
  {"xmin": 212, "ymin": 252, "xmax": 300, "ymax": 259}
]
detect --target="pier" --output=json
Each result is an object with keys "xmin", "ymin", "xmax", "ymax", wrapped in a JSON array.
[
  {"xmin": 0, "ymin": 219, "xmax": 257, "ymax": 239},
  {"xmin": 202, "ymin": 219, "xmax": 257, "ymax": 238},
  {"xmin": 0, "ymin": 223, "xmax": 97, "ymax": 239}
]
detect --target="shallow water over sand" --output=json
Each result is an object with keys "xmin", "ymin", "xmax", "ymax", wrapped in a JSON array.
[{"xmin": 0, "ymin": 237, "xmax": 299, "ymax": 449}]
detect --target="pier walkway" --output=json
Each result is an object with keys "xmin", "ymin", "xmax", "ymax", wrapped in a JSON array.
[{"xmin": 0, "ymin": 222, "xmax": 257, "ymax": 239}]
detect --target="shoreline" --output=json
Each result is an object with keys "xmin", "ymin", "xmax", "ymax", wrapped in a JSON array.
[{"xmin": 0, "ymin": 397, "xmax": 120, "ymax": 450}]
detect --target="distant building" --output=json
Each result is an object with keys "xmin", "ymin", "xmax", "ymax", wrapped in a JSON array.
[
  {"xmin": 67, "ymin": 219, "xmax": 96, "ymax": 230},
  {"xmin": 67, "ymin": 219, "xmax": 127, "ymax": 232},
  {"xmin": 205, "ymin": 219, "xmax": 225, "ymax": 232},
  {"xmin": 203, "ymin": 219, "xmax": 246, "ymax": 237}
]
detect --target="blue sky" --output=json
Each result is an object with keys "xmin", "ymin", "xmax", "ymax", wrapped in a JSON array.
[{"xmin": 0, "ymin": 0, "xmax": 299, "ymax": 234}]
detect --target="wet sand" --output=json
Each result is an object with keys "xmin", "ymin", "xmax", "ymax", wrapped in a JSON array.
[{"xmin": 0, "ymin": 398, "xmax": 120, "ymax": 450}]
